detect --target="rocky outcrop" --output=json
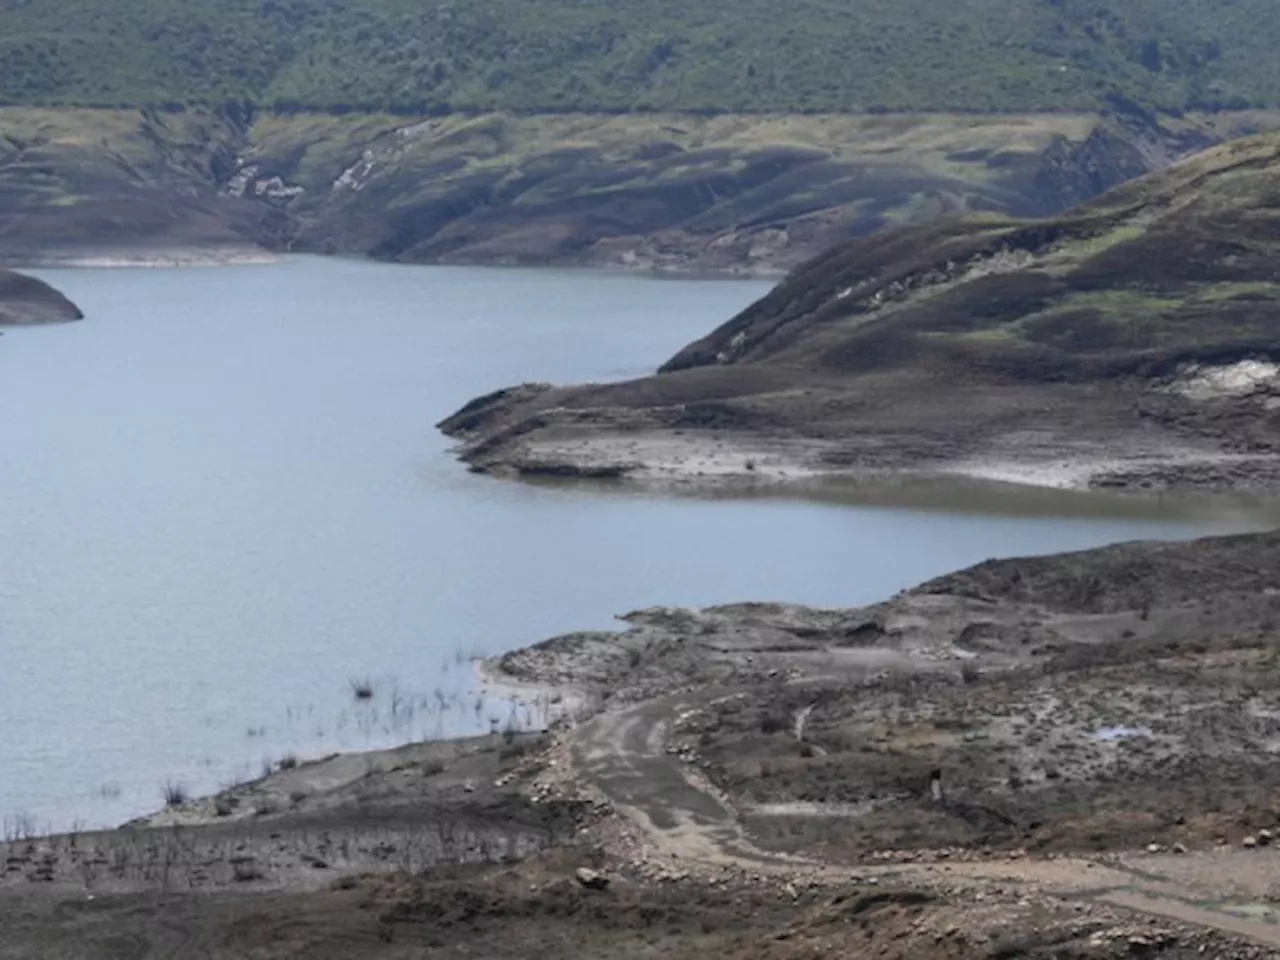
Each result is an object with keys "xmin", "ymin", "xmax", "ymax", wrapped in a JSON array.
[{"xmin": 0, "ymin": 270, "xmax": 82, "ymax": 325}]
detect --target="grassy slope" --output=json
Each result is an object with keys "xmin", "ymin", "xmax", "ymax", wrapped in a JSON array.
[
  {"xmin": 664, "ymin": 132, "xmax": 1280, "ymax": 382},
  {"xmin": 0, "ymin": 106, "xmax": 1116, "ymax": 262},
  {"xmin": 0, "ymin": 107, "xmax": 268, "ymax": 258},
  {"xmin": 3, "ymin": 105, "xmax": 1276, "ymax": 269},
  {"xmin": 247, "ymin": 109, "xmax": 1280, "ymax": 271},
  {"xmin": 248, "ymin": 111, "xmax": 1108, "ymax": 264},
  {"xmin": 3, "ymin": 0, "xmax": 1280, "ymax": 113}
]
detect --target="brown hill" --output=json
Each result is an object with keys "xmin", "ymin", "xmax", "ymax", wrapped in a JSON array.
[{"xmin": 441, "ymin": 134, "xmax": 1280, "ymax": 491}]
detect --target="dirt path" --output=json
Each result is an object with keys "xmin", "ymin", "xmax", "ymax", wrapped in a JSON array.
[
  {"xmin": 566, "ymin": 693, "xmax": 1280, "ymax": 950},
  {"xmin": 571, "ymin": 694, "xmax": 778, "ymax": 868}
]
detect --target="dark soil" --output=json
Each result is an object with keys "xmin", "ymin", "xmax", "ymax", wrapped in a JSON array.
[{"xmin": 0, "ymin": 851, "xmax": 1256, "ymax": 960}]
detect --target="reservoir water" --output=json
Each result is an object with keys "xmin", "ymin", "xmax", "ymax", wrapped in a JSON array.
[{"xmin": 1, "ymin": 257, "xmax": 1274, "ymax": 831}]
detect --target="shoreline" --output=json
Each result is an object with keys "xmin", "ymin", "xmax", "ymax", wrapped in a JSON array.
[
  {"xmin": 96, "ymin": 656, "xmax": 585, "ymax": 833},
  {"xmin": 473, "ymin": 655, "xmax": 591, "ymax": 726},
  {"xmin": 0, "ymin": 246, "xmax": 784, "ymax": 278},
  {"xmin": 4, "ymin": 249, "xmax": 283, "ymax": 269},
  {"xmin": 10, "ymin": 529, "xmax": 1280, "ymax": 956},
  {"xmin": 7, "ymin": 466, "xmax": 1262, "ymax": 841},
  {"xmin": 518, "ymin": 464, "xmax": 1280, "ymax": 528},
  {"xmin": 459, "ymin": 428, "xmax": 1280, "ymax": 499}
]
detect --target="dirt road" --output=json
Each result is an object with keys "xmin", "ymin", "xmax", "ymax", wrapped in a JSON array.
[
  {"xmin": 566, "ymin": 691, "xmax": 1280, "ymax": 950},
  {"xmin": 571, "ymin": 693, "xmax": 780, "ymax": 868}
]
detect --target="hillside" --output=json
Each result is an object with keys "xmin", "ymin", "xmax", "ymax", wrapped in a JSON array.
[
  {"xmin": 6, "ymin": 2, "xmax": 1280, "ymax": 271},
  {"xmin": 3, "ymin": 0, "xmax": 1280, "ymax": 114},
  {"xmin": 440, "ymin": 131, "xmax": 1280, "ymax": 491},
  {"xmin": 1, "ymin": 104, "xmax": 1271, "ymax": 272}
]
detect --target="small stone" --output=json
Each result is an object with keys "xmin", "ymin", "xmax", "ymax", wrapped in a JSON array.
[
  {"xmin": 575, "ymin": 867, "xmax": 610, "ymax": 891},
  {"xmin": 1243, "ymin": 835, "xmax": 1258, "ymax": 849},
  {"xmin": 1146, "ymin": 843, "xmax": 1163, "ymax": 854},
  {"xmin": 1259, "ymin": 829, "xmax": 1273, "ymax": 846},
  {"xmin": 1172, "ymin": 842, "xmax": 1188, "ymax": 855}
]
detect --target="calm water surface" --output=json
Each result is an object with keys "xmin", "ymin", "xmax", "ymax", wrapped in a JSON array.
[{"xmin": 1, "ymin": 257, "xmax": 1273, "ymax": 830}]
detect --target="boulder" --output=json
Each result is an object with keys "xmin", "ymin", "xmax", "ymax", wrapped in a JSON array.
[
  {"xmin": 575, "ymin": 867, "xmax": 610, "ymax": 891},
  {"xmin": 0, "ymin": 269, "xmax": 83, "ymax": 325}
]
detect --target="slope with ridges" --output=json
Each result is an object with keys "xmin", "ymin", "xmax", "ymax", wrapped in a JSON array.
[{"xmin": 441, "ymin": 132, "xmax": 1280, "ymax": 490}]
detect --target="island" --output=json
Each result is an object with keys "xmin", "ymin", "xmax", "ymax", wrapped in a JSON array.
[{"xmin": 0, "ymin": 268, "xmax": 83, "ymax": 326}]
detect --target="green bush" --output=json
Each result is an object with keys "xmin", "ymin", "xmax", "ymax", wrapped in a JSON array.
[{"xmin": 3, "ymin": 0, "xmax": 1280, "ymax": 114}]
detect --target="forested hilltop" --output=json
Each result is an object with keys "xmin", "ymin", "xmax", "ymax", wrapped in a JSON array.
[{"xmin": 1, "ymin": 0, "xmax": 1278, "ymax": 114}]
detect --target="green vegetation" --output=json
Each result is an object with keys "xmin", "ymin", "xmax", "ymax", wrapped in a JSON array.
[
  {"xmin": 661, "ymin": 131, "xmax": 1280, "ymax": 380},
  {"xmin": 4, "ymin": 101, "xmax": 1275, "ymax": 273},
  {"xmin": 3, "ymin": 0, "xmax": 1280, "ymax": 114},
  {"xmin": 0, "ymin": 106, "xmax": 1140, "ymax": 266},
  {"xmin": 161, "ymin": 781, "xmax": 188, "ymax": 807}
]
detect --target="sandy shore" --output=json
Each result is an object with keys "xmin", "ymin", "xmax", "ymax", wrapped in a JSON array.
[
  {"xmin": 474, "ymin": 656, "xmax": 591, "ymax": 726},
  {"xmin": 471, "ymin": 426, "xmax": 1280, "ymax": 497},
  {"xmin": 3, "ymin": 248, "xmax": 281, "ymax": 269}
]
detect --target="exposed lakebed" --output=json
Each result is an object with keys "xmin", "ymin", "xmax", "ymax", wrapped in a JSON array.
[{"xmin": 2, "ymin": 257, "xmax": 1276, "ymax": 831}]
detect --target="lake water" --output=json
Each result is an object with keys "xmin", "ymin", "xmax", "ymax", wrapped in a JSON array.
[{"xmin": 1, "ymin": 256, "xmax": 1275, "ymax": 831}]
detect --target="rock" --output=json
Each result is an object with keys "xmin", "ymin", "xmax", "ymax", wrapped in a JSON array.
[
  {"xmin": 1242, "ymin": 835, "xmax": 1258, "ymax": 849},
  {"xmin": 1258, "ymin": 828, "xmax": 1273, "ymax": 846},
  {"xmin": 0, "ymin": 270, "xmax": 83, "ymax": 326},
  {"xmin": 1172, "ymin": 842, "xmax": 1188, "ymax": 855},
  {"xmin": 575, "ymin": 867, "xmax": 610, "ymax": 891},
  {"xmin": 1146, "ymin": 843, "xmax": 1163, "ymax": 854}
]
